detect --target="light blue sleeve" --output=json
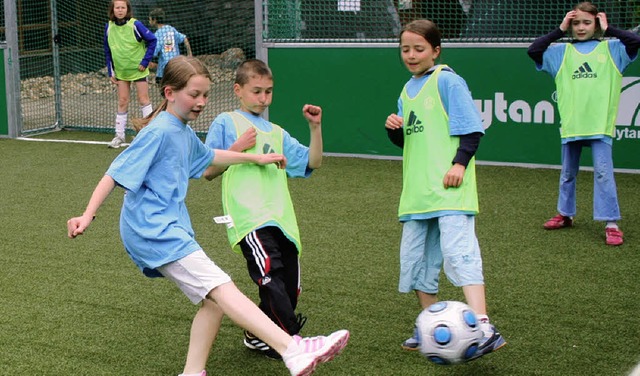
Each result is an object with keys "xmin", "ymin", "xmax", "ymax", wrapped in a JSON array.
[
  {"xmin": 174, "ymin": 26, "xmax": 186, "ymax": 44},
  {"xmin": 282, "ymin": 129, "xmax": 311, "ymax": 178},
  {"xmin": 189, "ymin": 129, "xmax": 215, "ymax": 179},
  {"xmin": 540, "ymin": 43, "xmax": 567, "ymax": 77},
  {"xmin": 607, "ymin": 40, "xmax": 634, "ymax": 73},
  {"xmin": 107, "ymin": 130, "xmax": 161, "ymax": 193},
  {"xmin": 204, "ymin": 113, "xmax": 237, "ymax": 150},
  {"xmin": 437, "ymin": 71, "xmax": 484, "ymax": 136},
  {"xmin": 397, "ymin": 96, "xmax": 404, "ymax": 118},
  {"xmin": 153, "ymin": 31, "xmax": 160, "ymax": 58}
]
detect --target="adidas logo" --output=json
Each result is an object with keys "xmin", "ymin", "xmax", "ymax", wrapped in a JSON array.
[
  {"xmin": 263, "ymin": 143, "xmax": 275, "ymax": 154},
  {"xmin": 572, "ymin": 62, "xmax": 597, "ymax": 79},
  {"xmin": 405, "ymin": 110, "xmax": 424, "ymax": 135}
]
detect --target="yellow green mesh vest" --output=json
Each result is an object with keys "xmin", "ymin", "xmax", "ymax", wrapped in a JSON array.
[
  {"xmin": 107, "ymin": 18, "xmax": 149, "ymax": 81},
  {"xmin": 398, "ymin": 65, "xmax": 479, "ymax": 217},
  {"xmin": 222, "ymin": 112, "xmax": 301, "ymax": 254},
  {"xmin": 556, "ymin": 41, "xmax": 622, "ymax": 138}
]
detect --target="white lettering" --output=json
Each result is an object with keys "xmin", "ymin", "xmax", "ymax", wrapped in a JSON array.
[
  {"xmin": 494, "ymin": 92, "xmax": 508, "ymax": 123},
  {"xmin": 475, "ymin": 99, "xmax": 493, "ymax": 129},
  {"xmin": 533, "ymin": 101, "xmax": 554, "ymax": 124},
  {"xmin": 508, "ymin": 100, "xmax": 531, "ymax": 123}
]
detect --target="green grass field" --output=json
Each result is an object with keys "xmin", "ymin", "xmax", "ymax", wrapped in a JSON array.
[{"xmin": 1, "ymin": 133, "xmax": 639, "ymax": 375}]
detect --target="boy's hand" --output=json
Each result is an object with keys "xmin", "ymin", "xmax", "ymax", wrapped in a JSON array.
[
  {"xmin": 303, "ymin": 104, "xmax": 322, "ymax": 128},
  {"xmin": 232, "ymin": 128, "xmax": 257, "ymax": 152},
  {"xmin": 443, "ymin": 163, "xmax": 466, "ymax": 188},
  {"xmin": 256, "ymin": 153, "xmax": 287, "ymax": 169},
  {"xmin": 385, "ymin": 114, "xmax": 403, "ymax": 130}
]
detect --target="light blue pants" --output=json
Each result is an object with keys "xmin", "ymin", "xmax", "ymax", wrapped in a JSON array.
[
  {"xmin": 398, "ymin": 215, "xmax": 484, "ymax": 294},
  {"xmin": 557, "ymin": 140, "xmax": 621, "ymax": 221}
]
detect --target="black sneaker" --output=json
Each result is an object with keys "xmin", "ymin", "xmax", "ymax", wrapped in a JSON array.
[{"xmin": 243, "ymin": 330, "xmax": 282, "ymax": 360}]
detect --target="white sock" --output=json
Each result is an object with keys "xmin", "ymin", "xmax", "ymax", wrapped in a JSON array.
[
  {"xmin": 178, "ymin": 371, "xmax": 205, "ymax": 376},
  {"xmin": 606, "ymin": 222, "xmax": 618, "ymax": 229},
  {"xmin": 141, "ymin": 103, "xmax": 153, "ymax": 118},
  {"xmin": 115, "ymin": 112, "xmax": 128, "ymax": 139},
  {"xmin": 476, "ymin": 314, "xmax": 489, "ymax": 324},
  {"xmin": 282, "ymin": 337, "xmax": 301, "ymax": 361}
]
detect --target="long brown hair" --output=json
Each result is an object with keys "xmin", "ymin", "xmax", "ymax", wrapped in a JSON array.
[
  {"xmin": 132, "ymin": 56, "xmax": 211, "ymax": 131},
  {"xmin": 108, "ymin": 0, "xmax": 133, "ymax": 21}
]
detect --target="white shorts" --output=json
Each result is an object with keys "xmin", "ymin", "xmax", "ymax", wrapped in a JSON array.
[{"xmin": 157, "ymin": 249, "xmax": 232, "ymax": 304}]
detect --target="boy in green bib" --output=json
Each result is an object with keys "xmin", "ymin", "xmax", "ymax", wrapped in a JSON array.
[{"xmin": 204, "ymin": 59, "xmax": 323, "ymax": 359}]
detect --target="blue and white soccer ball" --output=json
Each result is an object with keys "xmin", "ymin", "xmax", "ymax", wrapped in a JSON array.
[{"xmin": 416, "ymin": 301, "xmax": 483, "ymax": 365}]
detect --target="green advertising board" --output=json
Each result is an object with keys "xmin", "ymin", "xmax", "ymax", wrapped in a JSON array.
[{"xmin": 267, "ymin": 46, "xmax": 640, "ymax": 169}]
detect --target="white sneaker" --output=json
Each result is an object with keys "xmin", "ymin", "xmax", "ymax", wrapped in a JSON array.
[
  {"xmin": 283, "ymin": 330, "xmax": 349, "ymax": 376},
  {"xmin": 107, "ymin": 136, "xmax": 125, "ymax": 148}
]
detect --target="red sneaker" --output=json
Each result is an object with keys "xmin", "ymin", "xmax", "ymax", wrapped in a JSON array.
[
  {"xmin": 543, "ymin": 214, "xmax": 573, "ymax": 230},
  {"xmin": 605, "ymin": 227, "xmax": 624, "ymax": 246}
]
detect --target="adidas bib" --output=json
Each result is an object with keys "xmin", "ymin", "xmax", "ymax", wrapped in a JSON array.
[
  {"xmin": 398, "ymin": 65, "xmax": 479, "ymax": 218},
  {"xmin": 555, "ymin": 41, "xmax": 622, "ymax": 138},
  {"xmin": 221, "ymin": 112, "xmax": 302, "ymax": 254}
]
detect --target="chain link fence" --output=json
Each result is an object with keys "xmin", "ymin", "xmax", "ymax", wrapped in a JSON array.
[{"xmin": 1, "ymin": 0, "xmax": 639, "ymax": 135}]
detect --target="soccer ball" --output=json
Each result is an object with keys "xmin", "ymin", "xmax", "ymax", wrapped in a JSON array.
[{"xmin": 415, "ymin": 301, "xmax": 482, "ymax": 365}]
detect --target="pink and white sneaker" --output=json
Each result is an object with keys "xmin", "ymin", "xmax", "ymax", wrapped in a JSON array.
[{"xmin": 283, "ymin": 329, "xmax": 350, "ymax": 376}]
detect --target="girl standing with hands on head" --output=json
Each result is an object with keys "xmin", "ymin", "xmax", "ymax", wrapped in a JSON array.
[
  {"xmin": 385, "ymin": 19, "xmax": 505, "ymax": 361},
  {"xmin": 528, "ymin": 1, "xmax": 640, "ymax": 246},
  {"xmin": 104, "ymin": 0, "xmax": 157, "ymax": 148},
  {"xmin": 67, "ymin": 56, "xmax": 349, "ymax": 376}
]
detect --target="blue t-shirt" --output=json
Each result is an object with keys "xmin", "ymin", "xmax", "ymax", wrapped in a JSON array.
[
  {"xmin": 106, "ymin": 111, "xmax": 214, "ymax": 277},
  {"xmin": 397, "ymin": 65, "xmax": 485, "ymax": 136},
  {"xmin": 538, "ymin": 39, "xmax": 635, "ymax": 144},
  {"xmin": 205, "ymin": 110, "xmax": 312, "ymax": 178},
  {"xmin": 153, "ymin": 25, "xmax": 187, "ymax": 78},
  {"xmin": 396, "ymin": 65, "xmax": 484, "ymax": 221}
]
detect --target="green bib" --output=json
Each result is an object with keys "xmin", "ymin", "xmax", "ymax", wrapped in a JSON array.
[
  {"xmin": 556, "ymin": 41, "xmax": 622, "ymax": 138},
  {"xmin": 398, "ymin": 65, "xmax": 479, "ymax": 217},
  {"xmin": 107, "ymin": 18, "xmax": 149, "ymax": 81},
  {"xmin": 221, "ymin": 112, "xmax": 301, "ymax": 254}
]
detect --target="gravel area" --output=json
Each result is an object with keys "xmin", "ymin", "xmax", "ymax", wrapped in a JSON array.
[{"xmin": 20, "ymin": 49, "xmax": 245, "ymax": 134}]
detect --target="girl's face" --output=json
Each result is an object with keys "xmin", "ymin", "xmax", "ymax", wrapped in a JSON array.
[
  {"xmin": 400, "ymin": 31, "xmax": 441, "ymax": 77},
  {"xmin": 113, "ymin": 1, "xmax": 128, "ymax": 20},
  {"xmin": 165, "ymin": 75, "xmax": 211, "ymax": 123},
  {"xmin": 234, "ymin": 75, "xmax": 273, "ymax": 116},
  {"xmin": 571, "ymin": 10, "xmax": 597, "ymax": 41}
]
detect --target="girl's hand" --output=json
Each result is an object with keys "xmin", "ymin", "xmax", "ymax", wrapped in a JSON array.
[
  {"xmin": 138, "ymin": 64, "xmax": 146, "ymax": 72},
  {"xmin": 303, "ymin": 104, "xmax": 322, "ymax": 128},
  {"xmin": 597, "ymin": 12, "xmax": 608, "ymax": 32},
  {"xmin": 560, "ymin": 10, "xmax": 576, "ymax": 32},
  {"xmin": 257, "ymin": 153, "xmax": 287, "ymax": 169},
  {"xmin": 385, "ymin": 114, "xmax": 403, "ymax": 130},
  {"xmin": 67, "ymin": 214, "xmax": 94, "ymax": 239},
  {"xmin": 110, "ymin": 76, "xmax": 117, "ymax": 85},
  {"xmin": 443, "ymin": 163, "xmax": 466, "ymax": 188}
]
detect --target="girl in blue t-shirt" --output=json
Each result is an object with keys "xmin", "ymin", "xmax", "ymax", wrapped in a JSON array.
[
  {"xmin": 528, "ymin": 1, "xmax": 640, "ymax": 246},
  {"xmin": 385, "ymin": 19, "xmax": 505, "ymax": 362},
  {"xmin": 67, "ymin": 56, "xmax": 349, "ymax": 376}
]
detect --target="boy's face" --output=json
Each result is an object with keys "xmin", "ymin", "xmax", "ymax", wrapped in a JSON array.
[
  {"xmin": 234, "ymin": 74, "xmax": 273, "ymax": 116},
  {"xmin": 148, "ymin": 17, "xmax": 157, "ymax": 27}
]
